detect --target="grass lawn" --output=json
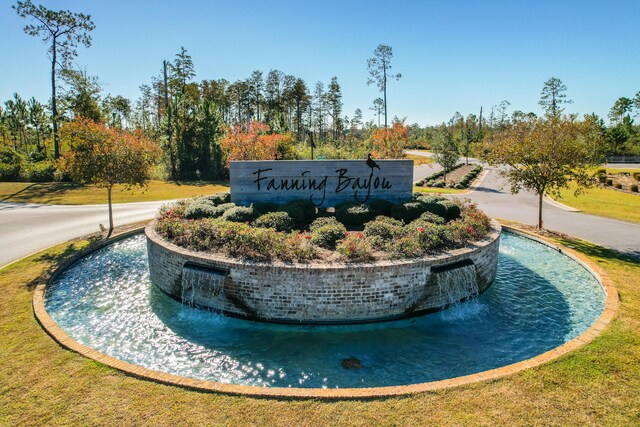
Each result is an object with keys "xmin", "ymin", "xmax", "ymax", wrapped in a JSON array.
[
  {"xmin": 552, "ymin": 182, "xmax": 640, "ymax": 223},
  {"xmin": 1, "ymin": 225, "xmax": 638, "ymax": 425},
  {"xmin": 603, "ymin": 167, "xmax": 640, "ymax": 175},
  {"xmin": 413, "ymin": 185, "xmax": 465, "ymax": 194},
  {"xmin": 0, "ymin": 180, "xmax": 229, "ymax": 205},
  {"xmin": 405, "ymin": 153, "xmax": 433, "ymax": 166}
]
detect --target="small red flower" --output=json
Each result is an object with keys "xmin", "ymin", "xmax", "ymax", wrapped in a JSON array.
[
  {"xmin": 356, "ymin": 232, "xmax": 364, "ymax": 238},
  {"xmin": 304, "ymin": 235, "xmax": 312, "ymax": 240},
  {"xmin": 416, "ymin": 227, "xmax": 424, "ymax": 232}
]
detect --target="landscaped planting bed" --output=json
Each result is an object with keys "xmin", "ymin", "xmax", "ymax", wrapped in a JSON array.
[
  {"xmin": 155, "ymin": 192, "xmax": 493, "ymax": 263},
  {"xmin": 415, "ymin": 164, "xmax": 483, "ymax": 189}
]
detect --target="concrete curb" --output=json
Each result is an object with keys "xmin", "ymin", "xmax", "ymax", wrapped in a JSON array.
[
  {"xmin": 543, "ymin": 194, "xmax": 580, "ymax": 212},
  {"xmin": 32, "ymin": 222, "xmax": 618, "ymax": 400}
]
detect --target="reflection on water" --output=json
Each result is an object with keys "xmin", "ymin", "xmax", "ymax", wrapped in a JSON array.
[{"xmin": 45, "ymin": 232, "xmax": 605, "ymax": 389}]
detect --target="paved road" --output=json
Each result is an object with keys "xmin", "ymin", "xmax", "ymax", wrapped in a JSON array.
[{"xmin": 0, "ymin": 200, "xmax": 169, "ymax": 266}]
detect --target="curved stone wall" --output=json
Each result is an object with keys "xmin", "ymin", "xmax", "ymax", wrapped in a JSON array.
[{"xmin": 145, "ymin": 221, "xmax": 501, "ymax": 324}]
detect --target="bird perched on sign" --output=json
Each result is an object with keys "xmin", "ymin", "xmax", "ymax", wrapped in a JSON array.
[{"xmin": 366, "ymin": 153, "xmax": 380, "ymax": 170}]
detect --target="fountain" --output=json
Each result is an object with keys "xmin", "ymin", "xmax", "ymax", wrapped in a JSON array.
[{"xmin": 34, "ymin": 159, "xmax": 614, "ymax": 397}]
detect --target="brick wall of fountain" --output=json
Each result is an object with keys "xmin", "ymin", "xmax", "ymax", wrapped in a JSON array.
[{"xmin": 145, "ymin": 221, "xmax": 501, "ymax": 324}]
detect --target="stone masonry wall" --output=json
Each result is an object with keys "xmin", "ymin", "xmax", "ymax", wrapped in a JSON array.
[{"xmin": 146, "ymin": 221, "xmax": 501, "ymax": 323}]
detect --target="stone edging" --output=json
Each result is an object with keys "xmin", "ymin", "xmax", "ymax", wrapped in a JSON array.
[{"xmin": 32, "ymin": 223, "xmax": 618, "ymax": 400}]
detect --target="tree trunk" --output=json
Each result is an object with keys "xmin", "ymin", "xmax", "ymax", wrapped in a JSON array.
[
  {"xmin": 107, "ymin": 186, "xmax": 114, "ymax": 238},
  {"xmin": 537, "ymin": 192, "xmax": 544, "ymax": 229},
  {"xmin": 383, "ymin": 67, "xmax": 387, "ymax": 128},
  {"xmin": 51, "ymin": 36, "xmax": 59, "ymax": 159}
]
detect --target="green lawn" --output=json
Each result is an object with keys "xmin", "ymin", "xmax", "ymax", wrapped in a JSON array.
[
  {"xmin": 552, "ymin": 183, "xmax": 640, "ymax": 223},
  {"xmin": 0, "ymin": 180, "xmax": 229, "ymax": 205},
  {"xmin": 1, "ymin": 224, "xmax": 638, "ymax": 425},
  {"xmin": 405, "ymin": 153, "xmax": 433, "ymax": 166},
  {"xmin": 413, "ymin": 185, "xmax": 465, "ymax": 194}
]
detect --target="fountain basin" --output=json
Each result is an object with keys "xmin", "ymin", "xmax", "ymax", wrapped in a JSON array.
[{"xmin": 145, "ymin": 220, "xmax": 501, "ymax": 324}]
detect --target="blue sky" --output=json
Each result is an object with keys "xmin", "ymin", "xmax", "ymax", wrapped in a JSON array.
[{"xmin": 1, "ymin": 0, "xmax": 639, "ymax": 125}]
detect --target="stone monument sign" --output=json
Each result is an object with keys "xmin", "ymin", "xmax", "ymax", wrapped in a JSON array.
[{"xmin": 230, "ymin": 159, "xmax": 413, "ymax": 207}]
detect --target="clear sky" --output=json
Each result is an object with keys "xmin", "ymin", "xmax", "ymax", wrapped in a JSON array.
[{"xmin": 1, "ymin": 0, "xmax": 639, "ymax": 125}]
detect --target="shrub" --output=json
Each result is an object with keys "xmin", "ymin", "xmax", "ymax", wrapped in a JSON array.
[
  {"xmin": 222, "ymin": 205, "xmax": 256, "ymax": 222},
  {"xmin": 251, "ymin": 202, "xmax": 279, "ymax": 216},
  {"xmin": 438, "ymin": 201, "xmax": 462, "ymax": 220},
  {"xmin": 184, "ymin": 200, "xmax": 217, "ymax": 219},
  {"xmin": 597, "ymin": 168, "xmax": 606, "ymax": 175},
  {"xmin": 605, "ymin": 178, "xmax": 613, "ymax": 186},
  {"xmin": 432, "ymin": 180, "xmax": 446, "ymax": 188},
  {"xmin": 387, "ymin": 235, "xmax": 424, "ymax": 259},
  {"xmin": 390, "ymin": 201, "xmax": 426, "ymax": 223},
  {"xmin": 615, "ymin": 183, "xmax": 623, "ymax": 189},
  {"xmin": 252, "ymin": 211, "xmax": 295, "ymax": 232},
  {"xmin": 309, "ymin": 216, "xmax": 341, "ymax": 231},
  {"xmin": 633, "ymin": 172, "xmax": 640, "ymax": 181},
  {"xmin": 363, "ymin": 217, "xmax": 404, "ymax": 248},
  {"xmin": 454, "ymin": 183, "xmax": 465, "ymax": 189},
  {"xmin": 283, "ymin": 199, "xmax": 316, "ymax": 229},
  {"xmin": 418, "ymin": 211, "xmax": 446, "ymax": 225},
  {"xmin": 184, "ymin": 201, "xmax": 234, "ymax": 220},
  {"xmin": 409, "ymin": 221, "xmax": 446, "ymax": 252},
  {"xmin": 415, "ymin": 194, "xmax": 446, "ymax": 204},
  {"xmin": 631, "ymin": 184, "xmax": 638, "ymax": 192},
  {"xmin": 335, "ymin": 202, "xmax": 375, "ymax": 226},
  {"xmin": 368, "ymin": 199, "xmax": 394, "ymax": 216},
  {"xmin": 310, "ymin": 222, "xmax": 347, "ymax": 249},
  {"xmin": 598, "ymin": 174, "xmax": 607, "ymax": 183},
  {"xmin": 336, "ymin": 232, "xmax": 374, "ymax": 262},
  {"xmin": 421, "ymin": 202, "xmax": 448, "ymax": 219},
  {"xmin": 281, "ymin": 232, "xmax": 318, "ymax": 262},
  {"xmin": 0, "ymin": 146, "xmax": 24, "ymax": 181},
  {"xmin": 19, "ymin": 161, "xmax": 55, "ymax": 182},
  {"xmin": 202, "ymin": 192, "xmax": 231, "ymax": 206}
]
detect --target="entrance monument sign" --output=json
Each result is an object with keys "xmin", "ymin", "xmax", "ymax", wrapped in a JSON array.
[{"xmin": 230, "ymin": 159, "xmax": 413, "ymax": 207}]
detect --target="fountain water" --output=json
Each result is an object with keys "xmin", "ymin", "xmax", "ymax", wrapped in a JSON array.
[
  {"xmin": 180, "ymin": 264, "xmax": 227, "ymax": 307},
  {"xmin": 432, "ymin": 260, "xmax": 479, "ymax": 308}
]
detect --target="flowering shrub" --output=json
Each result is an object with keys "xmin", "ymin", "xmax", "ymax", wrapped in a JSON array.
[
  {"xmin": 390, "ymin": 201, "xmax": 426, "ymax": 223},
  {"xmin": 387, "ymin": 235, "xmax": 424, "ymax": 259},
  {"xmin": 336, "ymin": 232, "xmax": 374, "ymax": 262}
]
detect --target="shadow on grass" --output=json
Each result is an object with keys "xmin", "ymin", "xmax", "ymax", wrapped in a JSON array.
[
  {"xmin": 557, "ymin": 237, "xmax": 640, "ymax": 264},
  {"xmin": 1, "ymin": 182, "xmax": 84, "ymax": 204}
]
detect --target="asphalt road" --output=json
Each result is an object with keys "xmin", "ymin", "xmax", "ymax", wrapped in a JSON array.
[{"xmin": 0, "ymin": 200, "xmax": 168, "ymax": 266}]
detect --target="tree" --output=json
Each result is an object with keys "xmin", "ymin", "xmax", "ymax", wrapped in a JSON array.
[
  {"xmin": 431, "ymin": 124, "xmax": 459, "ymax": 182},
  {"xmin": 60, "ymin": 68, "xmax": 102, "ymax": 122},
  {"xmin": 482, "ymin": 116, "xmax": 603, "ymax": 229},
  {"xmin": 370, "ymin": 98, "xmax": 384, "ymax": 127},
  {"xmin": 14, "ymin": 0, "xmax": 95, "ymax": 159},
  {"xmin": 539, "ymin": 77, "xmax": 572, "ymax": 119},
  {"xmin": 60, "ymin": 118, "xmax": 160, "ymax": 237},
  {"xmin": 220, "ymin": 121, "xmax": 295, "ymax": 162},
  {"xmin": 370, "ymin": 121, "xmax": 408, "ymax": 159},
  {"xmin": 608, "ymin": 97, "xmax": 633, "ymax": 125},
  {"xmin": 248, "ymin": 70, "xmax": 264, "ymax": 121},
  {"xmin": 326, "ymin": 76, "xmax": 343, "ymax": 140},
  {"xmin": 367, "ymin": 45, "xmax": 401, "ymax": 128}
]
